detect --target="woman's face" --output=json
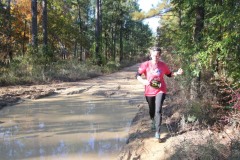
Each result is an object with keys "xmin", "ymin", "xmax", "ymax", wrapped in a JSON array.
[{"xmin": 150, "ymin": 51, "xmax": 160, "ymax": 62}]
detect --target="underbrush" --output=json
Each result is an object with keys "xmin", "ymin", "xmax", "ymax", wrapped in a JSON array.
[
  {"xmin": 163, "ymin": 51, "xmax": 240, "ymax": 160},
  {"xmin": 0, "ymin": 56, "xmax": 138, "ymax": 86},
  {"xmin": 0, "ymin": 60, "xmax": 99, "ymax": 85},
  {"xmin": 165, "ymin": 89, "xmax": 240, "ymax": 159},
  {"xmin": 171, "ymin": 82, "xmax": 240, "ymax": 159},
  {"xmin": 168, "ymin": 133, "xmax": 240, "ymax": 160}
]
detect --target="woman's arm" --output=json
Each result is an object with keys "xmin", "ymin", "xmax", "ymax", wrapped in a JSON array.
[
  {"xmin": 136, "ymin": 73, "xmax": 150, "ymax": 86},
  {"xmin": 166, "ymin": 68, "xmax": 184, "ymax": 77}
]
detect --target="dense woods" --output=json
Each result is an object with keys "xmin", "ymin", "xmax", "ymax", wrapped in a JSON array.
[
  {"xmin": 0, "ymin": 0, "xmax": 239, "ymax": 158},
  {"xmin": 0, "ymin": 0, "xmax": 153, "ymax": 84},
  {"xmin": 0, "ymin": 0, "xmax": 239, "ymax": 108},
  {"xmin": 128, "ymin": 0, "xmax": 239, "ymax": 111},
  {"xmin": 155, "ymin": 0, "xmax": 239, "ymax": 110},
  {"xmin": 132, "ymin": 1, "xmax": 239, "ymax": 158}
]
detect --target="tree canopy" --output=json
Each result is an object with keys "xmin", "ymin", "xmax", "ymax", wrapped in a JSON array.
[
  {"xmin": 156, "ymin": 0, "xmax": 239, "ymax": 109},
  {"xmin": 0, "ymin": 0, "xmax": 153, "ymax": 64}
]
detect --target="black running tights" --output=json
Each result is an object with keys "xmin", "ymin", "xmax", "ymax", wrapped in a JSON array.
[{"xmin": 145, "ymin": 93, "xmax": 166, "ymax": 132}]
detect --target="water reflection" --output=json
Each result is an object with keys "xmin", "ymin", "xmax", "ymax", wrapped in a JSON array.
[{"xmin": 0, "ymin": 94, "xmax": 140, "ymax": 160}]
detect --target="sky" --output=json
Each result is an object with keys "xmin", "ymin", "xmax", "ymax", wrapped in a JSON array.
[{"xmin": 138, "ymin": 0, "xmax": 161, "ymax": 34}]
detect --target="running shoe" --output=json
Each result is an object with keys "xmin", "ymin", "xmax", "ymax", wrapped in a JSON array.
[
  {"xmin": 155, "ymin": 132, "xmax": 160, "ymax": 139},
  {"xmin": 151, "ymin": 119, "xmax": 156, "ymax": 131}
]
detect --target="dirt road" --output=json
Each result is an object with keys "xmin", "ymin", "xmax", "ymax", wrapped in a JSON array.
[
  {"xmin": 1, "ymin": 64, "xmax": 235, "ymax": 160},
  {"xmin": 0, "ymin": 64, "xmax": 146, "ymax": 160},
  {"xmin": 1, "ymin": 63, "xmax": 180, "ymax": 160},
  {"xmin": 0, "ymin": 64, "xmax": 144, "ymax": 108}
]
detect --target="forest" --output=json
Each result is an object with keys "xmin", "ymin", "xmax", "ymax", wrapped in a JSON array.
[
  {"xmin": 0, "ymin": 0, "xmax": 240, "ymax": 159},
  {"xmin": 0, "ymin": 0, "xmax": 153, "ymax": 84},
  {"xmin": 133, "ymin": 0, "xmax": 239, "ymax": 110},
  {"xmin": 0, "ymin": 0, "xmax": 239, "ymax": 121},
  {"xmin": 168, "ymin": 0, "xmax": 239, "ymax": 109},
  {"xmin": 1, "ymin": 0, "xmax": 239, "ymax": 129}
]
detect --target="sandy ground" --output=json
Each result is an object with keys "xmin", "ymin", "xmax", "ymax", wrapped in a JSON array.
[{"xmin": 0, "ymin": 64, "xmax": 239, "ymax": 160}]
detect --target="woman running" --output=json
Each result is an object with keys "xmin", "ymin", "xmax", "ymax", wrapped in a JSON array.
[{"xmin": 136, "ymin": 47, "xmax": 183, "ymax": 141}]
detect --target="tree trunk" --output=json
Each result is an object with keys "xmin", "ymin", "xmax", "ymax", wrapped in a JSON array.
[
  {"xmin": 31, "ymin": 0, "xmax": 38, "ymax": 47},
  {"xmin": 111, "ymin": 22, "xmax": 114, "ymax": 61},
  {"xmin": 22, "ymin": 20, "xmax": 27, "ymax": 55},
  {"xmin": 95, "ymin": 0, "xmax": 101, "ymax": 65},
  {"xmin": 194, "ymin": 5, "xmax": 205, "ymax": 43},
  {"xmin": 42, "ymin": 0, "xmax": 47, "ymax": 47},
  {"xmin": 103, "ymin": 30, "xmax": 108, "ymax": 62},
  {"xmin": 113, "ymin": 23, "xmax": 117, "ymax": 61},
  {"xmin": 6, "ymin": 0, "xmax": 12, "ymax": 62},
  {"xmin": 76, "ymin": 0, "xmax": 80, "ymax": 60},
  {"xmin": 178, "ymin": 1, "xmax": 182, "ymax": 27},
  {"xmin": 119, "ymin": 22, "xmax": 123, "ymax": 62},
  {"xmin": 190, "ymin": 1, "xmax": 205, "ymax": 100}
]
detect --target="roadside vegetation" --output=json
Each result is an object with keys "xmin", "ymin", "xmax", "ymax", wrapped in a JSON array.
[
  {"xmin": 156, "ymin": 0, "xmax": 240, "ymax": 157},
  {"xmin": 0, "ymin": 49, "xmax": 142, "ymax": 86},
  {"xmin": 0, "ymin": 0, "xmax": 239, "ymax": 159},
  {"xmin": 156, "ymin": 51, "xmax": 240, "ymax": 159},
  {"xmin": 0, "ymin": 0, "xmax": 151, "ymax": 85}
]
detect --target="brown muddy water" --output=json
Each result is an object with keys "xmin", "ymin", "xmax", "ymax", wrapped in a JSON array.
[{"xmin": 0, "ymin": 64, "xmax": 146, "ymax": 160}]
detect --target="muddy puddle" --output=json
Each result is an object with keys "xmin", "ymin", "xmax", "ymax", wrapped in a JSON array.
[
  {"xmin": 0, "ymin": 94, "xmax": 141, "ymax": 160},
  {"xmin": 0, "ymin": 64, "xmax": 146, "ymax": 160}
]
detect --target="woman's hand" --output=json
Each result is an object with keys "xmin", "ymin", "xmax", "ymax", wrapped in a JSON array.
[
  {"xmin": 177, "ymin": 68, "xmax": 183, "ymax": 75},
  {"xmin": 142, "ymin": 79, "xmax": 150, "ymax": 86},
  {"xmin": 173, "ymin": 68, "xmax": 183, "ymax": 76},
  {"xmin": 137, "ymin": 76, "xmax": 150, "ymax": 86}
]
